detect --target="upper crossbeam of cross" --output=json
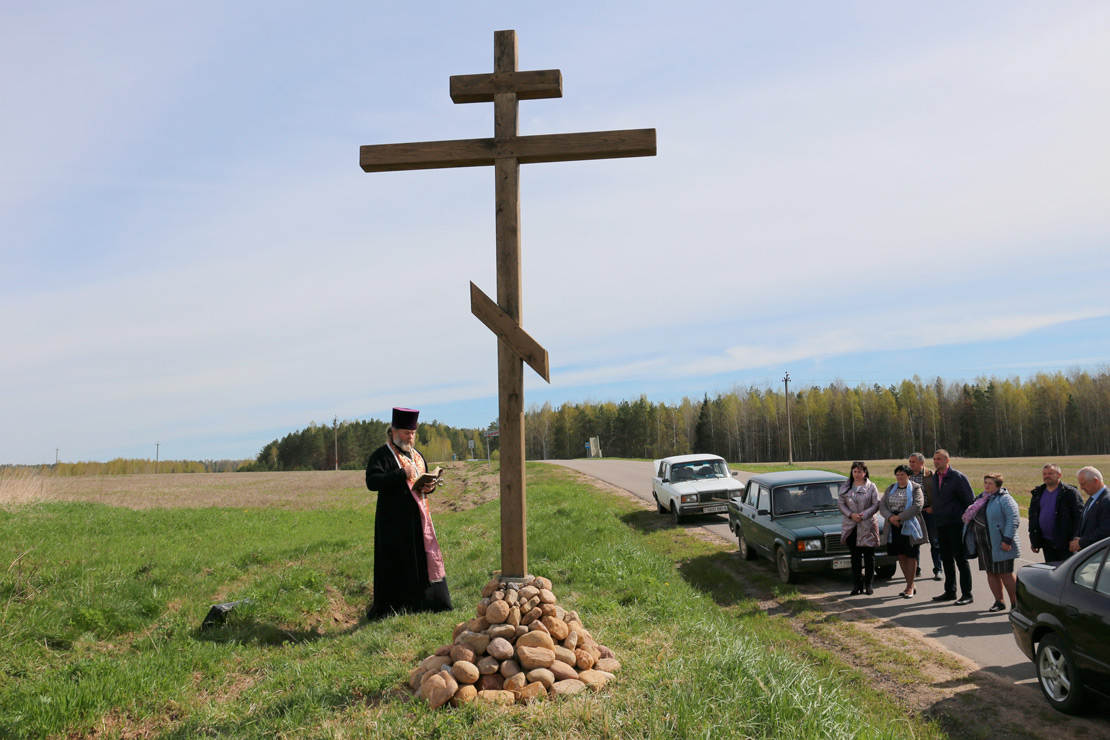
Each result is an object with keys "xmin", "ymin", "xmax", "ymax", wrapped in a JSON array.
[{"xmin": 359, "ymin": 30, "xmax": 655, "ymax": 578}]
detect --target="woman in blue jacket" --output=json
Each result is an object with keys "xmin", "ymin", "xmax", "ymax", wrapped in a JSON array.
[{"xmin": 962, "ymin": 472, "xmax": 1021, "ymax": 612}]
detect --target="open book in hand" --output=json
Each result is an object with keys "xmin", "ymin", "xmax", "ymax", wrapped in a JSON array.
[{"xmin": 414, "ymin": 466, "xmax": 443, "ymax": 491}]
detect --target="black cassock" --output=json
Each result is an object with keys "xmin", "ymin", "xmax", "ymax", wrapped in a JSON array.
[{"xmin": 364, "ymin": 444, "xmax": 452, "ymax": 620}]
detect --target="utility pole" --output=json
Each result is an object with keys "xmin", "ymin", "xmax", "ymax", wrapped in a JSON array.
[
  {"xmin": 783, "ymin": 372, "xmax": 794, "ymax": 465},
  {"xmin": 156, "ymin": 442, "xmax": 160, "ymax": 474},
  {"xmin": 333, "ymin": 416, "xmax": 339, "ymax": 472}
]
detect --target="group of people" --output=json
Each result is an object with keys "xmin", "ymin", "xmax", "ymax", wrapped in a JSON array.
[{"xmin": 839, "ymin": 450, "xmax": 1110, "ymax": 612}]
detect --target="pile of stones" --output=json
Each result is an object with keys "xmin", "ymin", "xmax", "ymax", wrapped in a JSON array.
[{"xmin": 410, "ymin": 574, "xmax": 620, "ymax": 708}]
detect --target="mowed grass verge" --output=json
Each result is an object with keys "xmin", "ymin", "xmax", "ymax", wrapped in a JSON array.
[{"xmin": 1, "ymin": 465, "xmax": 944, "ymax": 739}]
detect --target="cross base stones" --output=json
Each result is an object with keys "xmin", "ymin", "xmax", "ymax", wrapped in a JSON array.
[{"xmin": 409, "ymin": 574, "xmax": 620, "ymax": 708}]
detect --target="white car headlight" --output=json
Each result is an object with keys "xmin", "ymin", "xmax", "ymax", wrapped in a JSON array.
[{"xmin": 796, "ymin": 539, "xmax": 823, "ymax": 552}]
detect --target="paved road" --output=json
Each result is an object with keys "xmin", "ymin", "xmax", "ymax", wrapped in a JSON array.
[{"xmin": 548, "ymin": 458, "xmax": 1041, "ymax": 685}]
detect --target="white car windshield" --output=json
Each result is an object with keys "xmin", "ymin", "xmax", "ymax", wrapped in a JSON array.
[{"xmin": 671, "ymin": 460, "xmax": 731, "ymax": 480}]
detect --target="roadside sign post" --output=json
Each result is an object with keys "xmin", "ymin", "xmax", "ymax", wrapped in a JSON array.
[{"xmin": 359, "ymin": 30, "xmax": 655, "ymax": 578}]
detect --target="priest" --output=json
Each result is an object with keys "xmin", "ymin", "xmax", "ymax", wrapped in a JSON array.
[{"xmin": 365, "ymin": 407, "xmax": 452, "ymax": 620}]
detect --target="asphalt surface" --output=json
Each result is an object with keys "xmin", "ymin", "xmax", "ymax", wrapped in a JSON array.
[{"xmin": 547, "ymin": 458, "xmax": 1042, "ymax": 686}]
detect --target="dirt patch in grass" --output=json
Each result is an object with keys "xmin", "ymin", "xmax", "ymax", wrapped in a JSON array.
[{"xmin": 432, "ymin": 462, "xmax": 500, "ymax": 514}]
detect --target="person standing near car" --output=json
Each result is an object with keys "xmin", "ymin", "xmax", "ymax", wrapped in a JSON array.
[
  {"xmin": 908, "ymin": 452, "xmax": 941, "ymax": 581},
  {"xmin": 839, "ymin": 461, "xmax": 881, "ymax": 596},
  {"xmin": 962, "ymin": 473, "xmax": 1021, "ymax": 612},
  {"xmin": 1071, "ymin": 466, "xmax": 1110, "ymax": 552},
  {"xmin": 881, "ymin": 464, "xmax": 927, "ymax": 598},
  {"xmin": 1028, "ymin": 463, "xmax": 1083, "ymax": 563},
  {"xmin": 930, "ymin": 449, "xmax": 975, "ymax": 605}
]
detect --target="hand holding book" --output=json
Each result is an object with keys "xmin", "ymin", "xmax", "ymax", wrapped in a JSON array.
[{"xmin": 414, "ymin": 466, "xmax": 443, "ymax": 493}]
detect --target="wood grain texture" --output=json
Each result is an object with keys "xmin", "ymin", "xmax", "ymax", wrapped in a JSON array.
[
  {"xmin": 450, "ymin": 70, "xmax": 562, "ymax": 104},
  {"xmin": 470, "ymin": 282, "xmax": 550, "ymax": 382},
  {"xmin": 359, "ymin": 129, "xmax": 657, "ymax": 172}
]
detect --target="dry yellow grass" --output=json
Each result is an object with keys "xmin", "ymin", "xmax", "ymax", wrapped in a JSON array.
[
  {"xmin": 0, "ymin": 468, "xmax": 58, "ymax": 509},
  {"xmin": 18, "ymin": 461, "xmax": 499, "ymax": 511}
]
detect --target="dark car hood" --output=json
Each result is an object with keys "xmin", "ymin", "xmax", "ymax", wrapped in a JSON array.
[{"xmin": 772, "ymin": 511, "xmax": 842, "ymax": 537}]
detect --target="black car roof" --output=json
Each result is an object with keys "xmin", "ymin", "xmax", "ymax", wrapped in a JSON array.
[{"xmin": 746, "ymin": 470, "xmax": 847, "ymax": 487}]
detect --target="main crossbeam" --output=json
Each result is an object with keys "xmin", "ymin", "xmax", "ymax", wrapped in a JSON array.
[{"xmin": 360, "ymin": 129, "xmax": 657, "ymax": 173}]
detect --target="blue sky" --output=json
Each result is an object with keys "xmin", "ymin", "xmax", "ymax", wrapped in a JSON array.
[{"xmin": 3, "ymin": 2, "xmax": 1109, "ymax": 464}]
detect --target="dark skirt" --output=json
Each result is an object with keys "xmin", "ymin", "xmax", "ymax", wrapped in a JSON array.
[
  {"xmin": 886, "ymin": 522, "xmax": 921, "ymax": 558},
  {"xmin": 973, "ymin": 521, "xmax": 1014, "ymax": 574}
]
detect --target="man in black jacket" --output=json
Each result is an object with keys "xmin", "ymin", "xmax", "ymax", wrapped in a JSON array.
[
  {"xmin": 1028, "ymin": 463, "xmax": 1083, "ymax": 563},
  {"xmin": 930, "ymin": 449, "xmax": 975, "ymax": 605},
  {"xmin": 364, "ymin": 407, "xmax": 451, "ymax": 620}
]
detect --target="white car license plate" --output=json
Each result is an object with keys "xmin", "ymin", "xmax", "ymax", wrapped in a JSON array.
[
  {"xmin": 832, "ymin": 558, "xmax": 852, "ymax": 570},
  {"xmin": 704, "ymin": 505, "xmax": 727, "ymax": 513}
]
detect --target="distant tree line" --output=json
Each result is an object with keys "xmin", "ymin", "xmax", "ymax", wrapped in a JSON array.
[
  {"xmin": 524, "ymin": 370, "xmax": 1110, "ymax": 462},
  {"xmin": 241, "ymin": 418, "xmax": 490, "ymax": 472}
]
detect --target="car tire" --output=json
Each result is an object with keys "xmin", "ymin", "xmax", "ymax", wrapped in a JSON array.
[
  {"xmin": 738, "ymin": 530, "xmax": 758, "ymax": 561},
  {"xmin": 1036, "ymin": 633, "xmax": 1088, "ymax": 714},
  {"xmin": 655, "ymin": 493, "xmax": 666, "ymax": 514},
  {"xmin": 671, "ymin": 503, "xmax": 683, "ymax": 525},
  {"xmin": 875, "ymin": 564, "xmax": 896, "ymax": 579},
  {"xmin": 775, "ymin": 546, "xmax": 796, "ymax": 584}
]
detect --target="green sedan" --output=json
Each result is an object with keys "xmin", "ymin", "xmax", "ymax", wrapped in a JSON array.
[{"xmin": 727, "ymin": 469, "xmax": 897, "ymax": 584}]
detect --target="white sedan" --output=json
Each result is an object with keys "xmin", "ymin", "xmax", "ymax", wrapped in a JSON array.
[{"xmin": 651, "ymin": 454, "xmax": 744, "ymax": 524}]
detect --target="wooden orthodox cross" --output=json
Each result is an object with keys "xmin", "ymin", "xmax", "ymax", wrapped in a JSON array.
[{"xmin": 360, "ymin": 30, "xmax": 655, "ymax": 578}]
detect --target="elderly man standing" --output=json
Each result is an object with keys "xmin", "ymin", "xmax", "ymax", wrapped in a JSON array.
[
  {"xmin": 1028, "ymin": 463, "xmax": 1083, "ymax": 563},
  {"xmin": 930, "ymin": 449, "xmax": 975, "ymax": 605},
  {"xmin": 365, "ymin": 407, "xmax": 451, "ymax": 621},
  {"xmin": 1071, "ymin": 466, "xmax": 1110, "ymax": 553},
  {"xmin": 908, "ymin": 452, "xmax": 941, "ymax": 581}
]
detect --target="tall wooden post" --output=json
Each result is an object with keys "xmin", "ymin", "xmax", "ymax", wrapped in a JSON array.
[
  {"xmin": 359, "ymin": 30, "xmax": 656, "ymax": 579},
  {"xmin": 493, "ymin": 32, "xmax": 527, "ymax": 577}
]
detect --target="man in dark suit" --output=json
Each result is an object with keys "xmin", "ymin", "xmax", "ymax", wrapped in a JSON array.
[
  {"xmin": 1028, "ymin": 463, "xmax": 1084, "ymax": 563},
  {"xmin": 1071, "ymin": 466, "xmax": 1110, "ymax": 552},
  {"xmin": 930, "ymin": 449, "xmax": 975, "ymax": 605}
]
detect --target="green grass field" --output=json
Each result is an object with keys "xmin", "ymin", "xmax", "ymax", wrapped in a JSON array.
[{"xmin": 0, "ymin": 464, "xmax": 945, "ymax": 739}]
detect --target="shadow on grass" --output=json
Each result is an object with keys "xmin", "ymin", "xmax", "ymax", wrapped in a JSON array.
[
  {"xmin": 619, "ymin": 508, "xmax": 673, "ymax": 535},
  {"xmin": 194, "ymin": 615, "xmax": 370, "ymax": 646}
]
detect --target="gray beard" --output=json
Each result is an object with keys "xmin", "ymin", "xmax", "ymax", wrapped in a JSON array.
[{"xmin": 391, "ymin": 434, "xmax": 413, "ymax": 453}]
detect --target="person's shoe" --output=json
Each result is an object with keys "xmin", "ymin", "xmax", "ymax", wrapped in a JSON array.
[
  {"xmin": 850, "ymin": 581, "xmax": 862, "ymax": 595},
  {"xmin": 933, "ymin": 569, "xmax": 942, "ymax": 581},
  {"xmin": 900, "ymin": 587, "xmax": 916, "ymax": 599},
  {"xmin": 955, "ymin": 594, "xmax": 974, "ymax": 606},
  {"xmin": 864, "ymin": 580, "xmax": 874, "ymax": 595},
  {"xmin": 932, "ymin": 592, "xmax": 957, "ymax": 602},
  {"xmin": 988, "ymin": 601, "xmax": 1006, "ymax": 612},
  {"xmin": 916, "ymin": 565, "xmax": 922, "ymax": 577}
]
